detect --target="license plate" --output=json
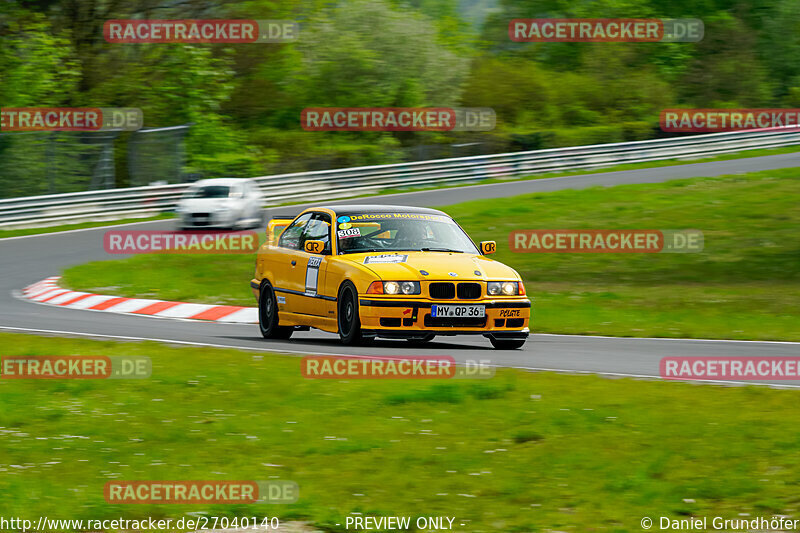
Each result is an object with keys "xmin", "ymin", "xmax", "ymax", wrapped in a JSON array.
[{"xmin": 431, "ymin": 304, "xmax": 485, "ymax": 318}]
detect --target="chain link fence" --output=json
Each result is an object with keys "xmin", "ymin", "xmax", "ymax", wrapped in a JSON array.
[
  {"xmin": 127, "ymin": 125, "xmax": 191, "ymax": 187},
  {"xmin": 0, "ymin": 131, "xmax": 119, "ymax": 199},
  {"xmin": 0, "ymin": 125, "xmax": 192, "ymax": 200}
]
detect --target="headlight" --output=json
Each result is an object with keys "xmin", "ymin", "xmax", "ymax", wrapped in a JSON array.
[
  {"xmin": 384, "ymin": 281, "xmax": 400, "ymax": 295},
  {"xmin": 400, "ymin": 281, "xmax": 419, "ymax": 295},
  {"xmin": 488, "ymin": 281, "xmax": 521, "ymax": 296}
]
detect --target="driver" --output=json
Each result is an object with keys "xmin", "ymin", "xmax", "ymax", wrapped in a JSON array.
[{"xmin": 393, "ymin": 221, "xmax": 430, "ymax": 249}]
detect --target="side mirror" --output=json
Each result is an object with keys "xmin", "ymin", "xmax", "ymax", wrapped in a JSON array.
[
  {"xmin": 304, "ymin": 240, "xmax": 325, "ymax": 254},
  {"xmin": 479, "ymin": 241, "xmax": 496, "ymax": 255}
]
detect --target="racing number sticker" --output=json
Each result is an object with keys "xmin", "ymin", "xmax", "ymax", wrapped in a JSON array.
[
  {"xmin": 305, "ymin": 256, "xmax": 322, "ymax": 295},
  {"xmin": 337, "ymin": 228, "xmax": 361, "ymax": 239}
]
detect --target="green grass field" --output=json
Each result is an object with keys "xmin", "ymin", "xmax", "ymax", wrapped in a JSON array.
[
  {"xmin": 62, "ymin": 169, "xmax": 800, "ymax": 341},
  {"xmin": 2, "ymin": 332, "xmax": 800, "ymax": 531}
]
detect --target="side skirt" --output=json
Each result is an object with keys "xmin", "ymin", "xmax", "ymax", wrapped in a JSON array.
[{"xmin": 277, "ymin": 311, "xmax": 338, "ymax": 334}]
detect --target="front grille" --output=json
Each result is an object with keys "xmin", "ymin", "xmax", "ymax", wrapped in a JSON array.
[
  {"xmin": 424, "ymin": 314, "xmax": 486, "ymax": 328},
  {"xmin": 457, "ymin": 282, "xmax": 481, "ymax": 299},
  {"xmin": 191, "ymin": 213, "xmax": 211, "ymax": 226},
  {"xmin": 429, "ymin": 282, "xmax": 455, "ymax": 299}
]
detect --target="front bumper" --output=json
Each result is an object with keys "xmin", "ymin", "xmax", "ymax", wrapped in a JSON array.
[
  {"xmin": 179, "ymin": 211, "xmax": 237, "ymax": 228},
  {"xmin": 358, "ymin": 297, "xmax": 531, "ymax": 337}
]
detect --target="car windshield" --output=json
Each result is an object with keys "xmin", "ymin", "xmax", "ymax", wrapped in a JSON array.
[
  {"xmin": 187, "ymin": 185, "xmax": 231, "ymax": 199},
  {"xmin": 335, "ymin": 212, "xmax": 479, "ymax": 255}
]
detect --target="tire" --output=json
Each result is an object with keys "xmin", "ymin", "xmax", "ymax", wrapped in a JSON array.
[
  {"xmin": 489, "ymin": 337, "xmax": 526, "ymax": 350},
  {"xmin": 406, "ymin": 334, "xmax": 435, "ymax": 345},
  {"xmin": 258, "ymin": 281, "xmax": 293, "ymax": 339},
  {"xmin": 337, "ymin": 281, "xmax": 369, "ymax": 345}
]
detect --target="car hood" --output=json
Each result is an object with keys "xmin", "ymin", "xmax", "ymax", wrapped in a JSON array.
[
  {"xmin": 343, "ymin": 251, "xmax": 519, "ymax": 280},
  {"xmin": 178, "ymin": 198, "xmax": 239, "ymax": 211}
]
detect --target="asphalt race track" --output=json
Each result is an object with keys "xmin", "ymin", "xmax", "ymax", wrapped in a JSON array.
[{"xmin": 2, "ymin": 153, "xmax": 799, "ymax": 387}]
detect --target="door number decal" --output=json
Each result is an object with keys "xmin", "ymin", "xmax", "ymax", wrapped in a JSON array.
[{"xmin": 305, "ymin": 256, "xmax": 322, "ymax": 295}]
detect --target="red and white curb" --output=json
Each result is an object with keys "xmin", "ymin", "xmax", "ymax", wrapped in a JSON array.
[{"xmin": 21, "ymin": 277, "xmax": 258, "ymax": 324}]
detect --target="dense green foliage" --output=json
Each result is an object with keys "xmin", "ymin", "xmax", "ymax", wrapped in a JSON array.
[{"xmin": 2, "ymin": 0, "xmax": 799, "ymax": 178}]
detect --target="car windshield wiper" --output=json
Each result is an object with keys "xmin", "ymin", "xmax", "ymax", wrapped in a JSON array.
[
  {"xmin": 419, "ymin": 247, "xmax": 464, "ymax": 253},
  {"xmin": 341, "ymin": 248, "xmax": 413, "ymax": 254},
  {"xmin": 342, "ymin": 248, "xmax": 385, "ymax": 253}
]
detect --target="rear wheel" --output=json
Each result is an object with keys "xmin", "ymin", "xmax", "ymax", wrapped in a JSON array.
[
  {"xmin": 489, "ymin": 337, "xmax": 526, "ymax": 350},
  {"xmin": 259, "ymin": 281, "xmax": 293, "ymax": 339},
  {"xmin": 337, "ymin": 282, "xmax": 369, "ymax": 345}
]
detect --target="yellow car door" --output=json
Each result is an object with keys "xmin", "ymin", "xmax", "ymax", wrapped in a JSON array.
[
  {"xmin": 295, "ymin": 212, "xmax": 333, "ymax": 317},
  {"xmin": 268, "ymin": 212, "xmax": 313, "ymax": 314}
]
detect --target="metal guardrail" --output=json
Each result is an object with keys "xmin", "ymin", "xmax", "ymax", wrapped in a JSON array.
[{"xmin": 2, "ymin": 128, "xmax": 799, "ymax": 228}]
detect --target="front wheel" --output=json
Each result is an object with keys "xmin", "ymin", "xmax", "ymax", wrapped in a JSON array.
[
  {"xmin": 489, "ymin": 337, "xmax": 526, "ymax": 350},
  {"xmin": 259, "ymin": 281, "xmax": 293, "ymax": 339},
  {"xmin": 337, "ymin": 282, "xmax": 369, "ymax": 345}
]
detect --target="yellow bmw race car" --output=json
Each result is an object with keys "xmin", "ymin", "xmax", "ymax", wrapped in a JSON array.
[{"xmin": 250, "ymin": 205, "xmax": 530, "ymax": 349}]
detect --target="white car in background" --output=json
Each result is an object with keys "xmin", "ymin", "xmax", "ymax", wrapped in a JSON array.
[{"xmin": 176, "ymin": 178, "xmax": 264, "ymax": 229}]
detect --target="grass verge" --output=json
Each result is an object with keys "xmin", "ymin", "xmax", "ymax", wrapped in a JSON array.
[
  {"xmin": 1, "ymin": 332, "xmax": 800, "ymax": 530},
  {"xmin": 62, "ymin": 169, "xmax": 800, "ymax": 341}
]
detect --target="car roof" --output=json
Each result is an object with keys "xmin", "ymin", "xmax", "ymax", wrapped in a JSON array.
[
  {"xmin": 314, "ymin": 204, "xmax": 449, "ymax": 216},
  {"xmin": 190, "ymin": 178, "xmax": 251, "ymax": 187}
]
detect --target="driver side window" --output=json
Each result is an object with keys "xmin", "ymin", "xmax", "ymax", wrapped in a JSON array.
[
  {"xmin": 278, "ymin": 213, "xmax": 313, "ymax": 250},
  {"xmin": 301, "ymin": 213, "xmax": 332, "ymax": 254}
]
